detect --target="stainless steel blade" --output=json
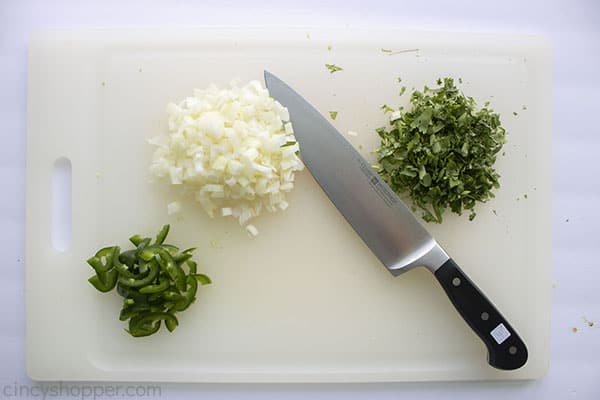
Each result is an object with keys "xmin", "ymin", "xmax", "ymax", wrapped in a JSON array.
[{"xmin": 265, "ymin": 71, "xmax": 449, "ymax": 275}]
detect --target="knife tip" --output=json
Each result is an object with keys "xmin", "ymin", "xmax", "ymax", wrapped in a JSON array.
[{"xmin": 263, "ymin": 70, "xmax": 274, "ymax": 87}]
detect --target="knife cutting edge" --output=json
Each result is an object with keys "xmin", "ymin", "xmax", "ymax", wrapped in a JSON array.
[{"xmin": 265, "ymin": 71, "xmax": 528, "ymax": 371}]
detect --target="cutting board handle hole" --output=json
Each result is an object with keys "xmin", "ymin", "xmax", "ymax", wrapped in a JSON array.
[{"xmin": 52, "ymin": 157, "xmax": 72, "ymax": 252}]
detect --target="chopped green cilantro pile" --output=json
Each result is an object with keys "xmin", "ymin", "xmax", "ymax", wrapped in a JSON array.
[{"xmin": 376, "ymin": 78, "xmax": 506, "ymax": 223}]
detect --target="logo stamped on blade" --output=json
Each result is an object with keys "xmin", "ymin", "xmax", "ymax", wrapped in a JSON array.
[{"xmin": 358, "ymin": 160, "xmax": 398, "ymax": 208}]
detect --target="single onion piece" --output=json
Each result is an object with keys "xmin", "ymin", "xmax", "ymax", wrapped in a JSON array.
[
  {"xmin": 246, "ymin": 224, "xmax": 259, "ymax": 237},
  {"xmin": 167, "ymin": 201, "xmax": 182, "ymax": 215}
]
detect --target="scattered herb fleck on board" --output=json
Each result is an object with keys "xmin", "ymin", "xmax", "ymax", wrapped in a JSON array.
[
  {"xmin": 325, "ymin": 64, "xmax": 343, "ymax": 74},
  {"xmin": 376, "ymin": 77, "xmax": 507, "ymax": 223},
  {"xmin": 329, "ymin": 111, "xmax": 338, "ymax": 120},
  {"xmin": 85, "ymin": 225, "xmax": 211, "ymax": 337},
  {"xmin": 380, "ymin": 104, "xmax": 394, "ymax": 113}
]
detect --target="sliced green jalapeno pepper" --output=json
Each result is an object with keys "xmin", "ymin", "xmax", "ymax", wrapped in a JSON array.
[
  {"xmin": 137, "ymin": 261, "xmax": 149, "ymax": 275},
  {"xmin": 164, "ymin": 316, "xmax": 178, "ymax": 332},
  {"xmin": 118, "ymin": 260, "xmax": 159, "ymax": 288},
  {"xmin": 118, "ymin": 249, "xmax": 137, "ymax": 268},
  {"xmin": 112, "ymin": 246, "xmax": 139, "ymax": 279},
  {"xmin": 161, "ymin": 288, "xmax": 182, "ymax": 301},
  {"xmin": 129, "ymin": 234, "xmax": 144, "ymax": 246},
  {"xmin": 174, "ymin": 275, "xmax": 198, "ymax": 311},
  {"xmin": 138, "ymin": 246, "xmax": 160, "ymax": 262},
  {"xmin": 117, "ymin": 283, "xmax": 144, "ymax": 300},
  {"xmin": 160, "ymin": 244, "xmax": 179, "ymax": 255},
  {"xmin": 96, "ymin": 246, "xmax": 116, "ymax": 263},
  {"xmin": 120, "ymin": 301, "xmax": 150, "ymax": 321},
  {"xmin": 154, "ymin": 225, "xmax": 170, "ymax": 245},
  {"xmin": 86, "ymin": 246, "xmax": 116, "ymax": 274},
  {"xmin": 88, "ymin": 268, "xmax": 118, "ymax": 292},
  {"xmin": 129, "ymin": 312, "xmax": 178, "ymax": 337},
  {"xmin": 128, "ymin": 317, "xmax": 161, "ymax": 337},
  {"xmin": 186, "ymin": 260, "xmax": 197, "ymax": 275},
  {"xmin": 154, "ymin": 250, "xmax": 178, "ymax": 282},
  {"xmin": 134, "ymin": 238, "xmax": 151, "ymax": 258},
  {"xmin": 175, "ymin": 263, "xmax": 186, "ymax": 292},
  {"xmin": 87, "ymin": 257, "xmax": 109, "ymax": 275},
  {"xmin": 86, "ymin": 224, "xmax": 209, "ymax": 337},
  {"xmin": 194, "ymin": 274, "xmax": 212, "ymax": 285},
  {"xmin": 139, "ymin": 244, "xmax": 181, "ymax": 262},
  {"xmin": 139, "ymin": 274, "xmax": 170, "ymax": 294},
  {"xmin": 174, "ymin": 248, "xmax": 196, "ymax": 263},
  {"xmin": 174, "ymin": 252, "xmax": 193, "ymax": 264},
  {"xmin": 160, "ymin": 289, "xmax": 189, "ymax": 311}
]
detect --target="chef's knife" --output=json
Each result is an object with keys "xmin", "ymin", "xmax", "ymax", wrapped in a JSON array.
[{"xmin": 265, "ymin": 71, "xmax": 528, "ymax": 370}]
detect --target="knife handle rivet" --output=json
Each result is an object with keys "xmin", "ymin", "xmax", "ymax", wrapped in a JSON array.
[
  {"xmin": 481, "ymin": 312, "xmax": 489, "ymax": 321},
  {"xmin": 509, "ymin": 346, "xmax": 518, "ymax": 355},
  {"xmin": 452, "ymin": 277, "xmax": 461, "ymax": 287}
]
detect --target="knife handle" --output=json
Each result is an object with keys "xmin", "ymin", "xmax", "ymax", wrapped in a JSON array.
[{"xmin": 434, "ymin": 258, "xmax": 528, "ymax": 370}]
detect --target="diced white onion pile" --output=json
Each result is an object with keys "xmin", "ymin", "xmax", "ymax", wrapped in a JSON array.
[{"xmin": 149, "ymin": 80, "xmax": 304, "ymax": 232}]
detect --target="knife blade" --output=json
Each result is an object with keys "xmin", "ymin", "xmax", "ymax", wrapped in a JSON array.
[{"xmin": 265, "ymin": 71, "xmax": 528, "ymax": 371}]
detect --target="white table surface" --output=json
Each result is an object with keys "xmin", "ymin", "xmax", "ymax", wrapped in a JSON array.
[{"xmin": 1, "ymin": 0, "xmax": 599, "ymax": 398}]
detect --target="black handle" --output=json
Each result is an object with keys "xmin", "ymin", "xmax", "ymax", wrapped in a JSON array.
[{"xmin": 434, "ymin": 258, "xmax": 528, "ymax": 370}]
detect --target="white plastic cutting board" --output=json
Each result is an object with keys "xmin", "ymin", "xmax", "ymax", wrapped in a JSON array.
[{"xmin": 26, "ymin": 28, "xmax": 552, "ymax": 382}]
